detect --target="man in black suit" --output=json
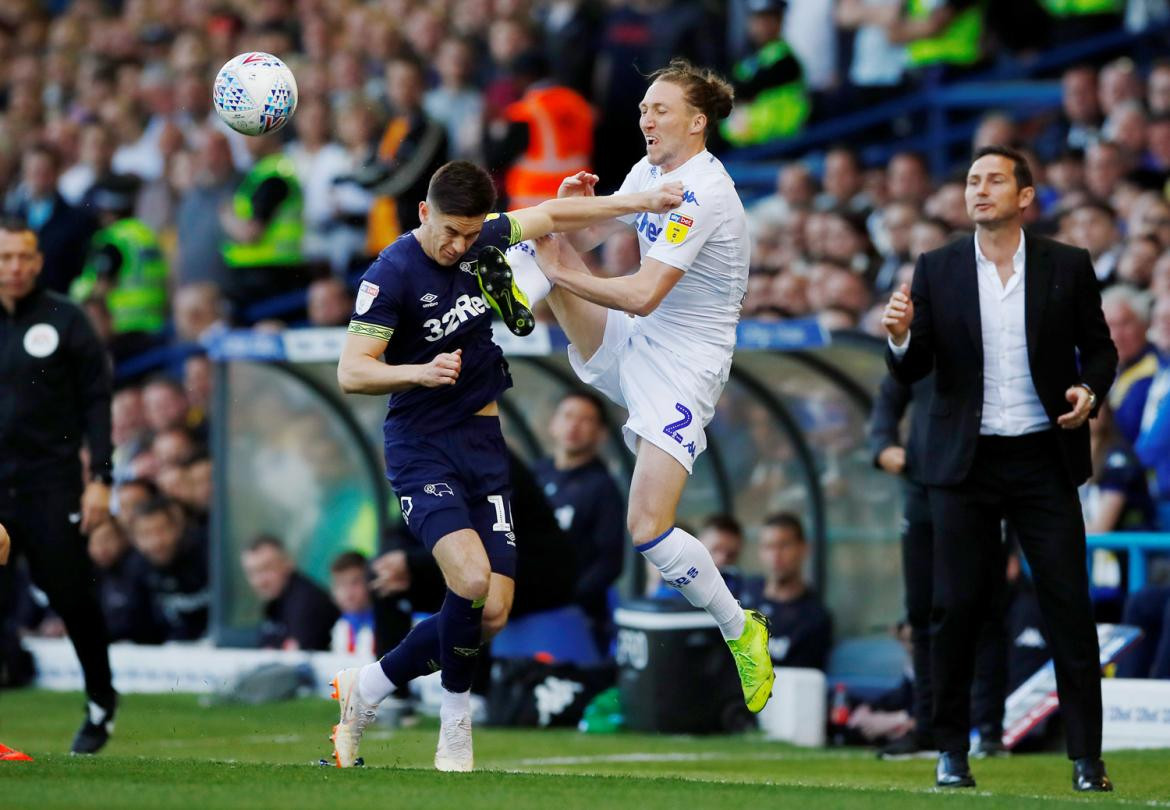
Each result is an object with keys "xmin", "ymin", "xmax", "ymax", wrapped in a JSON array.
[
  {"xmin": 882, "ymin": 145, "xmax": 1118, "ymax": 791},
  {"xmin": 4, "ymin": 143, "xmax": 96, "ymax": 293},
  {"xmin": 868, "ymin": 374, "xmax": 1011, "ymax": 759}
]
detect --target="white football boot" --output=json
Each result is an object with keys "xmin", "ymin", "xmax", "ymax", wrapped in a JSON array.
[
  {"xmin": 434, "ymin": 711, "xmax": 474, "ymax": 772},
  {"xmin": 330, "ymin": 668, "xmax": 378, "ymax": 767}
]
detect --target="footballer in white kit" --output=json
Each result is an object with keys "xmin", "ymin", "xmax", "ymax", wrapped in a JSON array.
[{"xmin": 519, "ymin": 58, "xmax": 775, "ymax": 713}]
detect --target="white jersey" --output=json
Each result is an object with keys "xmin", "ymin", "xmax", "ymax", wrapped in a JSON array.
[{"xmin": 615, "ymin": 150, "xmax": 750, "ymax": 370}]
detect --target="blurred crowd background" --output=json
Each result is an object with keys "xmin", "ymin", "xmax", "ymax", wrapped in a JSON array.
[{"xmin": 3, "ymin": 0, "xmax": 1170, "ymax": 732}]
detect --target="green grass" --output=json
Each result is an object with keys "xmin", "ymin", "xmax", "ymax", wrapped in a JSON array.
[{"xmin": 0, "ymin": 690, "xmax": 1167, "ymax": 809}]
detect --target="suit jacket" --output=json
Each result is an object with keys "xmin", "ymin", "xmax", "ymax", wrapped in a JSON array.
[
  {"xmin": 867, "ymin": 372, "xmax": 934, "ymax": 484},
  {"xmin": 886, "ymin": 233, "xmax": 1118, "ymax": 487}
]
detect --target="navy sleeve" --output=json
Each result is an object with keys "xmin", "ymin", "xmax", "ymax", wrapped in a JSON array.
[
  {"xmin": 1098, "ymin": 450, "xmax": 1138, "ymax": 494},
  {"xmin": 473, "ymin": 213, "xmax": 524, "ymax": 253},
  {"xmin": 347, "ymin": 257, "xmax": 403, "ymax": 343}
]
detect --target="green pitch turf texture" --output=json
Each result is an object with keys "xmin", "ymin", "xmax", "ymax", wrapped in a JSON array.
[{"xmin": 1, "ymin": 691, "xmax": 1167, "ymax": 809}]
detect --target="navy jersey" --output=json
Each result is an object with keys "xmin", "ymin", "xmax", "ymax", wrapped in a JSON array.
[{"xmin": 348, "ymin": 213, "xmax": 523, "ymax": 441}]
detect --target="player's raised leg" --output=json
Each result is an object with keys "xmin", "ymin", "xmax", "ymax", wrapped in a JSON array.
[
  {"xmin": 535, "ymin": 236, "xmax": 612, "ymax": 362},
  {"xmin": 629, "ymin": 441, "xmax": 775, "ymax": 712}
]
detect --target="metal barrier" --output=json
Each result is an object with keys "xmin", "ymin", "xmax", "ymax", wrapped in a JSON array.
[{"xmin": 1087, "ymin": 532, "xmax": 1170, "ymax": 591}]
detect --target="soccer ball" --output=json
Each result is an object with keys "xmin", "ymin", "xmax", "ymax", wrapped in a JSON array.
[{"xmin": 212, "ymin": 52, "xmax": 298, "ymax": 136}]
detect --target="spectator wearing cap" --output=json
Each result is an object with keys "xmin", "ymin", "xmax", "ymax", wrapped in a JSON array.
[
  {"xmin": 68, "ymin": 174, "xmax": 168, "ymax": 335},
  {"xmin": 4, "ymin": 142, "xmax": 96, "ymax": 293},
  {"xmin": 722, "ymin": 0, "xmax": 810, "ymax": 147}
]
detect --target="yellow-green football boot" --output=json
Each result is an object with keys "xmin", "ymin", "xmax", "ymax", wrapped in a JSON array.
[
  {"xmin": 727, "ymin": 609, "xmax": 775, "ymax": 713},
  {"xmin": 476, "ymin": 245, "xmax": 535, "ymax": 336}
]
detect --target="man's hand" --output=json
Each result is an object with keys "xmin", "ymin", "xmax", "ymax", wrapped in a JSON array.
[
  {"xmin": 1058, "ymin": 385, "xmax": 1093, "ymax": 430},
  {"xmin": 644, "ymin": 182, "xmax": 685, "ymax": 214},
  {"xmin": 80, "ymin": 481, "xmax": 111, "ymax": 534},
  {"xmin": 533, "ymin": 234, "xmax": 577, "ymax": 283},
  {"xmin": 371, "ymin": 550, "xmax": 411, "ymax": 596},
  {"xmin": 877, "ymin": 446, "xmax": 907, "ymax": 475},
  {"xmin": 882, "ymin": 283, "xmax": 914, "ymax": 345},
  {"xmin": 0, "ymin": 522, "xmax": 9, "ymax": 565},
  {"xmin": 417, "ymin": 349, "xmax": 461, "ymax": 388},
  {"xmin": 557, "ymin": 171, "xmax": 598, "ymax": 199}
]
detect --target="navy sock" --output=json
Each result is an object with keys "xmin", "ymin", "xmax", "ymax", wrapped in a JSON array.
[
  {"xmin": 438, "ymin": 590, "xmax": 484, "ymax": 694},
  {"xmin": 379, "ymin": 614, "xmax": 441, "ymax": 687}
]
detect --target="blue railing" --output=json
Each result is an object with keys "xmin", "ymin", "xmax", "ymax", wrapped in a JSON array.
[
  {"xmin": 723, "ymin": 21, "xmax": 1170, "ymax": 193},
  {"xmin": 1087, "ymin": 533, "xmax": 1170, "ymax": 591}
]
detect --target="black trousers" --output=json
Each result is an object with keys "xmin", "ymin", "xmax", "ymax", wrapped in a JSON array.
[
  {"xmin": 902, "ymin": 480, "xmax": 1010, "ymax": 744},
  {"xmin": 0, "ymin": 483, "xmax": 114, "ymax": 704},
  {"xmin": 928, "ymin": 431, "xmax": 1101, "ymax": 759}
]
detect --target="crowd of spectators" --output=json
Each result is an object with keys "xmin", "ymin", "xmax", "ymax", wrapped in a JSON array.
[{"xmin": 3, "ymin": 1, "xmax": 1170, "ymax": 693}]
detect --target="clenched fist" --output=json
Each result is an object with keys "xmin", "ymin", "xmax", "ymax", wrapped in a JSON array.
[
  {"xmin": 644, "ymin": 182, "xmax": 685, "ymax": 214},
  {"xmin": 417, "ymin": 349, "xmax": 462, "ymax": 387},
  {"xmin": 882, "ymin": 283, "xmax": 914, "ymax": 345},
  {"xmin": 0, "ymin": 522, "xmax": 9, "ymax": 565}
]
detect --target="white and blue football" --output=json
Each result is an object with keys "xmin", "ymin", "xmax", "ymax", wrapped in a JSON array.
[{"xmin": 212, "ymin": 52, "xmax": 298, "ymax": 137}]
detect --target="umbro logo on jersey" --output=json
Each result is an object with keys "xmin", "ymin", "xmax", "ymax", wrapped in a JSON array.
[
  {"xmin": 420, "ymin": 293, "xmax": 439, "ymax": 308},
  {"xmin": 424, "ymin": 483, "xmax": 454, "ymax": 497},
  {"xmin": 459, "ymin": 261, "xmax": 475, "ymax": 274}
]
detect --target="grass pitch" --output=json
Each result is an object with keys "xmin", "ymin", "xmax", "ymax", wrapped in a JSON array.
[{"xmin": 1, "ymin": 690, "xmax": 1168, "ymax": 809}]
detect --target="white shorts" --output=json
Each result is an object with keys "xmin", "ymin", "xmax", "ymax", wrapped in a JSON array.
[{"xmin": 567, "ymin": 310, "xmax": 729, "ymax": 473}]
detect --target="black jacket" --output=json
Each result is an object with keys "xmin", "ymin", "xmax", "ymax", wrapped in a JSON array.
[
  {"xmin": 886, "ymin": 233, "xmax": 1118, "ymax": 487},
  {"xmin": 0, "ymin": 289, "xmax": 112, "ymax": 489},
  {"xmin": 6, "ymin": 192, "xmax": 97, "ymax": 293},
  {"xmin": 867, "ymin": 373, "xmax": 934, "ymax": 484}
]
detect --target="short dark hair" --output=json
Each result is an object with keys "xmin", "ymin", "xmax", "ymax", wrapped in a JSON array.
[
  {"xmin": 1071, "ymin": 197, "xmax": 1117, "ymax": 220},
  {"xmin": 702, "ymin": 513, "xmax": 743, "ymax": 538},
  {"xmin": 763, "ymin": 512, "xmax": 805, "ymax": 542},
  {"xmin": 426, "ymin": 161, "xmax": 497, "ymax": 217},
  {"xmin": 246, "ymin": 534, "xmax": 286, "ymax": 554},
  {"xmin": 558, "ymin": 389, "xmax": 607, "ymax": 419},
  {"xmin": 132, "ymin": 495, "xmax": 178, "ymax": 522},
  {"xmin": 971, "ymin": 145, "xmax": 1034, "ymax": 191},
  {"xmin": 330, "ymin": 551, "xmax": 368, "ymax": 575},
  {"xmin": 26, "ymin": 141, "xmax": 62, "ymax": 171},
  {"xmin": 0, "ymin": 216, "xmax": 33, "ymax": 236}
]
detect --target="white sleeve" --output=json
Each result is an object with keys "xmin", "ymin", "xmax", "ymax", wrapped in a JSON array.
[
  {"xmin": 615, "ymin": 163, "xmax": 645, "ymax": 225},
  {"xmin": 888, "ymin": 332, "xmax": 911, "ymax": 357},
  {"xmin": 645, "ymin": 192, "xmax": 717, "ymax": 273}
]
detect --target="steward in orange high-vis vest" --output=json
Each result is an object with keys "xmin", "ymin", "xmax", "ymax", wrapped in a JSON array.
[{"xmin": 503, "ymin": 85, "xmax": 594, "ymax": 209}]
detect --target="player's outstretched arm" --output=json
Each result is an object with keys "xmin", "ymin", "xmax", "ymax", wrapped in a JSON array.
[
  {"xmin": 556, "ymin": 171, "xmax": 628, "ymax": 253},
  {"xmin": 534, "ymin": 235, "xmax": 683, "ymax": 317},
  {"xmin": 338, "ymin": 332, "xmax": 462, "ymax": 394},
  {"xmin": 507, "ymin": 182, "xmax": 684, "ymax": 242}
]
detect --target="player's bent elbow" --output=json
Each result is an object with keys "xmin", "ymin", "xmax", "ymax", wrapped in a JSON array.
[{"xmin": 629, "ymin": 292, "xmax": 661, "ymax": 318}]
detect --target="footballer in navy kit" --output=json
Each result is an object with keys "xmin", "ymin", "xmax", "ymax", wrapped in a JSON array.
[{"xmin": 329, "ymin": 160, "xmax": 683, "ymax": 773}]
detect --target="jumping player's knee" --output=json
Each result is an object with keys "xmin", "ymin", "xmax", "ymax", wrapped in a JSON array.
[
  {"xmin": 446, "ymin": 562, "xmax": 491, "ymax": 602},
  {"xmin": 627, "ymin": 505, "xmax": 672, "ymax": 546}
]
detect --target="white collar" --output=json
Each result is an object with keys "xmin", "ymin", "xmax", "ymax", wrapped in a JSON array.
[{"xmin": 974, "ymin": 229, "xmax": 1026, "ymax": 267}]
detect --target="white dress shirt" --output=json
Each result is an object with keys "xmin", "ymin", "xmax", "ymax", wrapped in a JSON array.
[{"xmin": 889, "ymin": 231, "xmax": 1051, "ymax": 436}]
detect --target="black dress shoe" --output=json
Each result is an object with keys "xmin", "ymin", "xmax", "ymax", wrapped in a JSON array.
[
  {"xmin": 70, "ymin": 696, "xmax": 116, "ymax": 755},
  {"xmin": 1073, "ymin": 758, "xmax": 1113, "ymax": 792},
  {"xmin": 972, "ymin": 727, "xmax": 1007, "ymax": 758},
  {"xmin": 936, "ymin": 751, "xmax": 976, "ymax": 788}
]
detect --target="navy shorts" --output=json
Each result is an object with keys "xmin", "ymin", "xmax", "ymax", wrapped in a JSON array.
[{"xmin": 384, "ymin": 415, "xmax": 516, "ymax": 578}]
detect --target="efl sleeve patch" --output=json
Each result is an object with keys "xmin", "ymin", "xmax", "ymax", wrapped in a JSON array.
[
  {"xmin": 665, "ymin": 212, "xmax": 694, "ymax": 244},
  {"xmin": 347, "ymin": 321, "xmax": 394, "ymax": 341},
  {"xmin": 355, "ymin": 280, "xmax": 380, "ymax": 315}
]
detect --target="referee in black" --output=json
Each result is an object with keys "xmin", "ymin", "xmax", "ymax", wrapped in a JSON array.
[
  {"xmin": 0, "ymin": 217, "xmax": 118, "ymax": 753},
  {"xmin": 883, "ymin": 147, "xmax": 1117, "ymax": 791}
]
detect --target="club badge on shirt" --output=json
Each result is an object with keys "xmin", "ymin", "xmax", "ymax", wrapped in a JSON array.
[
  {"xmin": 665, "ymin": 212, "xmax": 693, "ymax": 244},
  {"xmin": 355, "ymin": 280, "xmax": 380, "ymax": 315}
]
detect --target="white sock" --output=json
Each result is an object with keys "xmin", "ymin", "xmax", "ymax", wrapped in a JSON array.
[
  {"xmin": 508, "ymin": 241, "xmax": 552, "ymax": 304},
  {"xmin": 440, "ymin": 687, "xmax": 472, "ymax": 721},
  {"xmin": 358, "ymin": 661, "xmax": 394, "ymax": 705},
  {"xmin": 638, "ymin": 527, "xmax": 746, "ymax": 640}
]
